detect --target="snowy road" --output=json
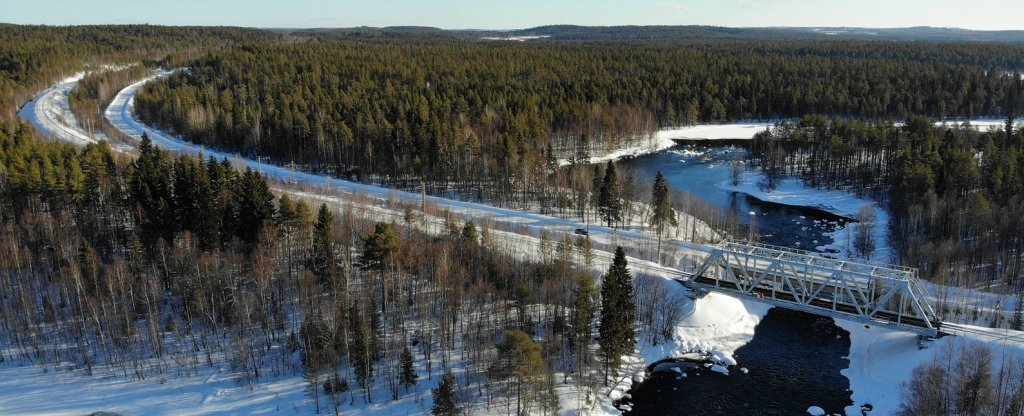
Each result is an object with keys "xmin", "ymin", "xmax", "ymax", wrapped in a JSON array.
[
  {"xmin": 20, "ymin": 71, "xmax": 708, "ymax": 279},
  {"xmin": 18, "ymin": 73, "xmax": 105, "ymax": 147}
]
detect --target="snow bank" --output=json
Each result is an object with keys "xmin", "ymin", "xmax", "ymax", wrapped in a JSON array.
[
  {"xmin": 839, "ymin": 319, "xmax": 1024, "ymax": 416},
  {"xmin": 655, "ymin": 122, "xmax": 774, "ymax": 141},
  {"xmin": 602, "ymin": 266, "xmax": 772, "ymax": 414},
  {"xmin": 558, "ymin": 122, "xmax": 774, "ymax": 166}
]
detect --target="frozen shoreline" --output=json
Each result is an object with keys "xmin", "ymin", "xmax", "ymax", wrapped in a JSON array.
[
  {"xmin": 559, "ymin": 122, "xmax": 774, "ymax": 166},
  {"xmin": 720, "ymin": 171, "xmax": 893, "ymax": 263}
]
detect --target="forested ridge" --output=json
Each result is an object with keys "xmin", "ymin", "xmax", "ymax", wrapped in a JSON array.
[{"xmin": 133, "ymin": 36, "xmax": 1024, "ymax": 196}]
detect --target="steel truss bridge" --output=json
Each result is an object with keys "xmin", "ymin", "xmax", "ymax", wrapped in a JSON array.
[{"xmin": 683, "ymin": 240, "xmax": 942, "ymax": 337}]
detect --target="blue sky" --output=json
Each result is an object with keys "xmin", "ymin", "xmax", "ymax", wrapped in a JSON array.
[{"xmin": 3, "ymin": 0, "xmax": 1022, "ymax": 30}]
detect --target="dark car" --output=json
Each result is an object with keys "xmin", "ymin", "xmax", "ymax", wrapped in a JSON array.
[{"xmin": 573, "ymin": 228, "xmax": 589, "ymax": 236}]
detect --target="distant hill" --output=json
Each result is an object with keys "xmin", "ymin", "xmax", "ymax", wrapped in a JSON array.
[
  {"xmin": 278, "ymin": 25, "xmax": 1024, "ymax": 43},
  {"xmin": 490, "ymin": 25, "xmax": 1024, "ymax": 43},
  {"xmin": 787, "ymin": 26, "xmax": 1024, "ymax": 42}
]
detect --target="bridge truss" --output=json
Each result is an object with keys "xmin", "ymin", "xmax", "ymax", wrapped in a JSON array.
[{"xmin": 688, "ymin": 240, "xmax": 941, "ymax": 337}]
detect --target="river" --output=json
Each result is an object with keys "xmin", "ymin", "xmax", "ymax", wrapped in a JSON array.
[
  {"xmin": 621, "ymin": 142, "xmax": 851, "ymax": 250},
  {"xmin": 621, "ymin": 308, "xmax": 853, "ymax": 415},
  {"xmin": 618, "ymin": 141, "xmax": 860, "ymax": 415}
]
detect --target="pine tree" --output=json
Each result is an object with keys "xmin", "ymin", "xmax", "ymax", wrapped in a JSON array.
[
  {"xmin": 649, "ymin": 170, "xmax": 677, "ymax": 260},
  {"xmin": 598, "ymin": 246, "xmax": 636, "ymax": 384},
  {"xmin": 399, "ymin": 345, "xmax": 417, "ymax": 389},
  {"xmin": 431, "ymin": 371, "xmax": 460, "ymax": 416},
  {"xmin": 361, "ymin": 222, "xmax": 400, "ymax": 271},
  {"xmin": 488, "ymin": 330, "xmax": 548, "ymax": 415},
  {"xmin": 598, "ymin": 161, "xmax": 622, "ymax": 227}
]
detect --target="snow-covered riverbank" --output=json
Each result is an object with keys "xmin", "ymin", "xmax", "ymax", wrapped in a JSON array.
[
  {"xmin": 559, "ymin": 122, "xmax": 774, "ymax": 166},
  {"xmin": 564, "ymin": 117, "xmax": 1015, "ymax": 167},
  {"xmin": 839, "ymin": 320, "xmax": 1024, "ymax": 416},
  {"xmin": 720, "ymin": 171, "xmax": 893, "ymax": 263},
  {"xmin": 604, "ymin": 269, "xmax": 771, "ymax": 411}
]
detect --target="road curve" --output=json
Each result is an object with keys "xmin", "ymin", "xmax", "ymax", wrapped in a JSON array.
[
  {"xmin": 18, "ymin": 70, "xmax": 711, "ymax": 278},
  {"xmin": 101, "ymin": 71, "xmax": 713, "ymax": 262}
]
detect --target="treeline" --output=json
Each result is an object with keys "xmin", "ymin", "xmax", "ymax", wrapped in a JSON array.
[
  {"xmin": 0, "ymin": 123, "xmax": 686, "ymax": 413},
  {"xmin": 748, "ymin": 114, "xmax": 1024, "ymax": 303},
  {"xmin": 132, "ymin": 38, "xmax": 1024, "ymax": 193},
  {"xmin": 900, "ymin": 339, "xmax": 1024, "ymax": 416},
  {"xmin": 0, "ymin": 24, "xmax": 281, "ymax": 121}
]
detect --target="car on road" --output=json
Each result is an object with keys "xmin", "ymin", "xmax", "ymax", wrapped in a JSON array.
[{"xmin": 573, "ymin": 228, "xmax": 589, "ymax": 236}]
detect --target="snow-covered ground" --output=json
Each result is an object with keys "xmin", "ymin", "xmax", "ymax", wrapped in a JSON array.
[
  {"xmin": 13, "ymin": 69, "xmax": 726, "ymax": 415},
  {"xmin": 839, "ymin": 320, "xmax": 1024, "ymax": 416},
  {"xmin": 655, "ymin": 122, "xmax": 774, "ymax": 142}
]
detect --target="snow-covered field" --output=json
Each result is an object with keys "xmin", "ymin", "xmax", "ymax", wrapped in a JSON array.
[{"xmin": 480, "ymin": 35, "xmax": 550, "ymax": 41}]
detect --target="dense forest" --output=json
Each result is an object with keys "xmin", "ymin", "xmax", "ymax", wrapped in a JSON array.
[
  {"xmin": 132, "ymin": 37, "xmax": 1024, "ymax": 206},
  {"xmin": 747, "ymin": 111, "xmax": 1024, "ymax": 309},
  {"xmin": 1, "ymin": 121, "xmax": 682, "ymax": 413},
  {"xmin": 0, "ymin": 24, "xmax": 280, "ymax": 121}
]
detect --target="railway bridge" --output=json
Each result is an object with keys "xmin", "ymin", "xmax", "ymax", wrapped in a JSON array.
[{"xmin": 682, "ymin": 240, "xmax": 942, "ymax": 337}]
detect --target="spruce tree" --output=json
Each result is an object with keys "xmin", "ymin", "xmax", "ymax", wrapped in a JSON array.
[
  {"xmin": 598, "ymin": 161, "xmax": 622, "ymax": 227},
  {"xmin": 649, "ymin": 170, "xmax": 677, "ymax": 260},
  {"xmin": 310, "ymin": 204, "xmax": 336, "ymax": 284},
  {"xmin": 237, "ymin": 167, "xmax": 276, "ymax": 244},
  {"xmin": 598, "ymin": 246, "xmax": 636, "ymax": 384},
  {"xmin": 431, "ymin": 371, "xmax": 459, "ymax": 416},
  {"xmin": 399, "ymin": 345, "xmax": 417, "ymax": 389}
]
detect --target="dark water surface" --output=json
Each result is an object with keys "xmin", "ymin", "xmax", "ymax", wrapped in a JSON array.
[
  {"xmin": 622, "ymin": 308, "xmax": 853, "ymax": 415},
  {"xmin": 621, "ymin": 144, "xmax": 850, "ymax": 250}
]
